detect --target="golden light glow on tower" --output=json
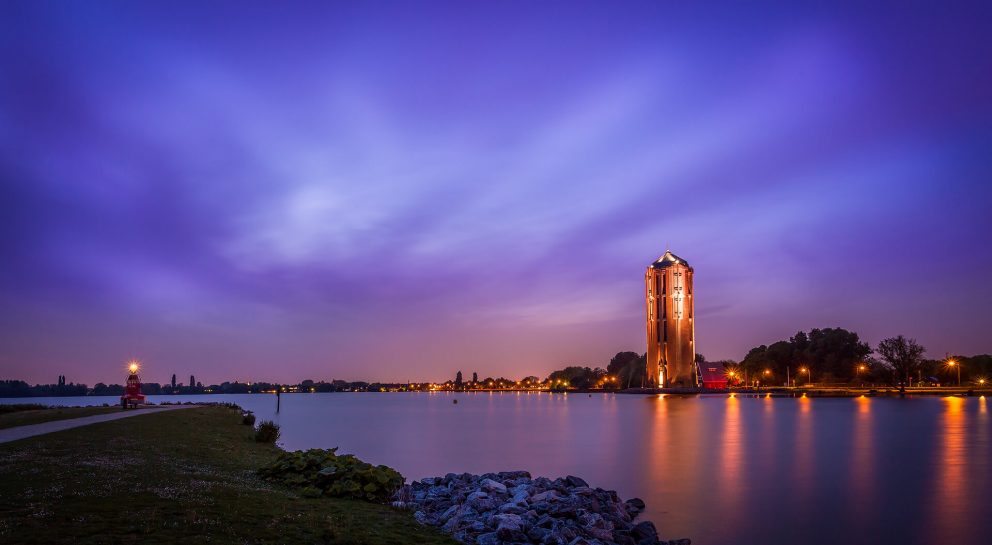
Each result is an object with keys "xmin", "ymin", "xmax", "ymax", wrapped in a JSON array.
[{"xmin": 645, "ymin": 250, "xmax": 695, "ymax": 388}]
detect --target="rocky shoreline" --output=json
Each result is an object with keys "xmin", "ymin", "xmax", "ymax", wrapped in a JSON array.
[{"xmin": 393, "ymin": 471, "xmax": 689, "ymax": 545}]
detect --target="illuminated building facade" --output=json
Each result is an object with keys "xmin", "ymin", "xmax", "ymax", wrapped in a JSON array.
[{"xmin": 645, "ymin": 250, "xmax": 696, "ymax": 387}]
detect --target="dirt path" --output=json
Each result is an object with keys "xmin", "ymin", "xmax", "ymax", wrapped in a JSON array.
[{"xmin": 0, "ymin": 406, "xmax": 195, "ymax": 444}]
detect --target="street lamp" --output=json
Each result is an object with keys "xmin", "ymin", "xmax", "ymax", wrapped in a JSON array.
[
  {"xmin": 947, "ymin": 359, "xmax": 960, "ymax": 387},
  {"xmin": 799, "ymin": 366, "xmax": 810, "ymax": 386}
]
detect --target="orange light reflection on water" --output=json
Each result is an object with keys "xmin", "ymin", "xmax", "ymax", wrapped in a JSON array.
[
  {"xmin": 930, "ymin": 396, "xmax": 968, "ymax": 543},
  {"xmin": 716, "ymin": 394, "xmax": 744, "ymax": 529},
  {"xmin": 849, "ymin": 395, "xmax": 874, "ymax": 529},
  {"xmin": 793, "ymin": 394, "xmax": 814, "ymax": 505}
]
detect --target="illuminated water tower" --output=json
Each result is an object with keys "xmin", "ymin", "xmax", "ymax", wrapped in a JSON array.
[{"xmin": 645, "ymin": 251, "xmax": 696, "ymax": 387}]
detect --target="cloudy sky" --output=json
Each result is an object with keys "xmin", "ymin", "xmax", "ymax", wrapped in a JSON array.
[{"xmin": 1, "ymin": 1, "xmax": 990, "ymax": 385}]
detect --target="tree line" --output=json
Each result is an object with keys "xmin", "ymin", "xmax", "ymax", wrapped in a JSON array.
[
  {"xmin": 0, "ymin": 379, "xmax": 428, "ymax": 398},
  {"xmin": 735, "ymin": 328, "xmax": 990, "ymax": 386},
  {"xmin": 538, "ymin": 328, "xmax": 990, "ymax": 388},
  {"xmin": 2, "ymin": 326, "xmax": 988, "ymax": 397}
]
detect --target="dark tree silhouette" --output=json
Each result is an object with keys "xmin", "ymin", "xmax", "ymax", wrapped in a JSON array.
[{"xmin": 877, "ymin": 335, "xmax": 926, "ymax": 386}]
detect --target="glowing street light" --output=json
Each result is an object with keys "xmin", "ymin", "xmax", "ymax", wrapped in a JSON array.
[
  {"xmin": 799, "ymin": 366, "xmax": 811, "ymax": 386},
  {"xmin": 946, "ymin": 359, "xmax": 961, "ymax": 387},
  {"xmin": 725, "ymin": 369, "xmax": 741, "ymax": 389}
]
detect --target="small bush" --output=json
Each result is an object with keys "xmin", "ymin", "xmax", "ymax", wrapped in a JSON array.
[
  {"xmin": 255, "ymin": 420, "xmax": 280, "ymax": 443},
  {"xmin": 258, "ymin": 448, "xmax": 404, "ymax": 503},
  {"xmin": 301, "ymin": 486, "xmax": 322, "ymax": 498},
  {"xmin": 242, "ymin": 412, "xmax": 256, "ymax": 426}
]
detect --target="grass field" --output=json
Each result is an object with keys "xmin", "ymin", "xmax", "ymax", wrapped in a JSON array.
[
  {"xmin": 0, "ymin": 406, "xmax": 123, "ymax": 430},
  {"xmin": 0, "ymin": 406, "xmax": 456, "ymax": 545}
]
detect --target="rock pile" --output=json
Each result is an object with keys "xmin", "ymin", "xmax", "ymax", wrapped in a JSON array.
[{"xmin": 392, "ymin": 471, "xmax": 689, "ymax": 545}]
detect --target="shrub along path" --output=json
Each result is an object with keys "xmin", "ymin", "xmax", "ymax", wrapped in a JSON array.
[{"xmin": 0, "ymin": 405, "xmax": 456, "ymax": 545}]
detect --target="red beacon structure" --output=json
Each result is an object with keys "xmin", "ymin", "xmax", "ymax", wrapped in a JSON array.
[{"xmin": 121, "ymin": 360, "xmax": 146, "ymax": 409}]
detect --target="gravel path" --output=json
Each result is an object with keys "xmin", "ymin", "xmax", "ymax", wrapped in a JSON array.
[{"xmin": 0, "ymin": 406, "xmax": 195, "ymax": 444}]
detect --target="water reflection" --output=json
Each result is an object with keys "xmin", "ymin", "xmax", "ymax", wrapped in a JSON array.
[
  {"xmin": 848, "ymin": 396, "xmax": 874, "ymax": 531},
  {"xmin": 718, "ymin": 394, "xmax": 744, "ymax": 531},
  {"xmin": 930, "ymin": 397, "xmax": 968, "ymax": 543},
  {"xmin": 4, "ymin": 393, "xmax": 991, "ymax": 545},
  {"xmin": 793, "ymin": 394, "xmax": 814, "ymax": 499}
]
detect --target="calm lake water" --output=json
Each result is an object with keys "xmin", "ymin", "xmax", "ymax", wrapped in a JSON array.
[{"xmin": 3, "ymin": 392, "xmax": 989, "ymax": 545}]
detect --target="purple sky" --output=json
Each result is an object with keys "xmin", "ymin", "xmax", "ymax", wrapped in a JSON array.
[{"xmin": 1, "ymin": 2, "xmax": 990, "ymax": 385}]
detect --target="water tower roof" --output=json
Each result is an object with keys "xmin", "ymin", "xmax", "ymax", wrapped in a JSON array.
[{"xmin": 651, "ymin": 250, "xmax": 690, "ymax": 269}]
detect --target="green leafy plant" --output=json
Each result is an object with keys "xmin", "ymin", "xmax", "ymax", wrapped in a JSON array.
[
  {"xmin": 258, "ymin": 448, "xmax": 404, "ymax": 502},
  {"xmin": 242, "ymin": 412, "xmax": 256, "ymax": 426},
  {"xmin": 254, "ymin": 420, "xmax": 280, "ymax": 443}
]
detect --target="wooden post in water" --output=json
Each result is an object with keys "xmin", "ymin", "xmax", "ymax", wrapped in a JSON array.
[{"xmin": 277, "ymin": 388, "xmax": 281, "ymax": 413}]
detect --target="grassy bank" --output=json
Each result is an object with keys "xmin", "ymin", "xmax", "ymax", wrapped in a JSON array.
[
  {"xmin": 0, "ymin": 406, "xmax": 456, "ymax": 545},
  {"xmin": 0, "ymin": 405, "xmax": 123, "ymax": 430}
]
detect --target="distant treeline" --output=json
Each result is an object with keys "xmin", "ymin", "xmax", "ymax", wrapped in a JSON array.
[
  {"xmin": 735, "ymin": 328, "xmax": 991, "ymax": 386},
  {"xmin": 3, "ymin": 327, "xmax": 990, "ymax": 397},
  {"xmin": 0, "ymin": 379, "xmax": 414, "ymax": 398},
  {"xmin": 539, "ymin": 328, "xmax": 991, "ymax": 388}
]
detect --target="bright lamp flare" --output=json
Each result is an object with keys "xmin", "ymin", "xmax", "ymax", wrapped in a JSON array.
[{"xmin": 128, "ymin": 360, "xmax": 139, "ymax": 374}]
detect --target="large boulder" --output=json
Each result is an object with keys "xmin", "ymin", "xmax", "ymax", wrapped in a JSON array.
[
  {"xmin": 624, "ymin": 498, "xmax": 646, "ymax": 516},
  {"xmin": 480, "ymin": 478, "xmax": 508, "ymax": 494},
  {"xmin": 631, "ymin": 520, "xmax": 659, "ymax": 545},
  {"xmin": 565, "ymin": 475, "xmax": 589, "ymax": 488},
  {"xmin": 494, "ymin": 513, "xmax": 525, "ymax": 541},
  {"xmin": 476, "ymin": 532, "xmax": 500, "ymax": 545}
]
